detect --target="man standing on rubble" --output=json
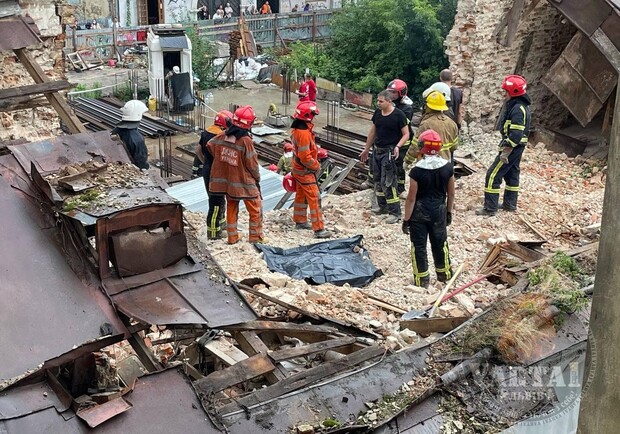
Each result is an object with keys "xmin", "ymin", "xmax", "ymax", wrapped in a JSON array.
[
  {"xmin": 359, "ymin": 90, "xmax": 409, "ymax": 224},
  {"xmin": 112, "ymin": 100, "xmax": 149, "ymax": 170},
  {"xmin": 440, "ymin": 69, "xmax": 464, "ymax": 130},
  {"xmin": 290, "ymin": 100, "xmax": 332, "ymax": 238},
  {"xmin": 476, "ymin": 75, "xmax": 531, "ymax": 216},
  {"xmin": 207, "ymin": 105, "xmax": 265, "ymax": 244},
  {"xmin": 403, "ymin": 91, "xmax": 458, "ymax": 168},
  {"xmin": 195, "ymin": 110, "xmax": 233, "ymax": 239},
  {"xmin": 386, "ymin": 78, "xmax": 414, "ymax": 198},
  {"xmin": 402, "ymin": 129, "xmax": 455, "ymax": 287}
]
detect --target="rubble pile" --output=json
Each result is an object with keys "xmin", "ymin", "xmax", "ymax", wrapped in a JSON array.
[{"xmin": 186, "ymin": 139, "xmax": 604, "ymax": 343}]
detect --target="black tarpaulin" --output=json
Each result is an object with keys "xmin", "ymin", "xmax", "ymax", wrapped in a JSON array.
[
  {"xmin": 159, "ymin": 36, "xmax": 189, "ymax": 49},
  {"xmin": 255, "ymin": 235, "xmax": 383, "ymax": 287},
  {"xmin": 170, "ymin": 72, "xmax": 194, "ymax": 112}
]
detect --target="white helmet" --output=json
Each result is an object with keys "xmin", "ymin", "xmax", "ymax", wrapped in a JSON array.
[
  {"xmin": 121, "ymin": 100, "xmax": 148, "ymax": 122},
  {"xmin": 422, "ymin": 82, "xmax": 451, "ymax": 101}
]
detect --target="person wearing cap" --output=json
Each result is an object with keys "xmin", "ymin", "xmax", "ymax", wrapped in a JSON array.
[
  {"xmin": 207, "ymin": 105, "xmax": 265, "ymax": 244},
  {"xmin": 476, "ymin": 75, "xmax": 531, "ymax": 216},
  {"xmin": 111, "ymin": 100, "xmax": 149, "ymax": 169},
  {"xmin": 402, "ymin": 129, "xmax": 455, "ymax": 288},
  {"xmin": 277, "ymin": 141, "xmax": 294, "ymax": 175},
  {"xmin": 403, "ymin": 91, "xmax": 458, "ymax": 170}
]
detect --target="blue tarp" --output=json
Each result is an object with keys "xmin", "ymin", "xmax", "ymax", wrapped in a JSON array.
[{"xmin": 255, "ymin": 235, "xmax": 383, "ymax": 287}]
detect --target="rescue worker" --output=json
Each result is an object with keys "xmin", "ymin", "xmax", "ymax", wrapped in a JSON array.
[
  {"xmin": 317, "ymin": 147, "xmax": 332, "ymax": 185},
  {"xmin": 277, "ymin": 141, "xmax": 294, "ymax": 174},
  {"xmin": 207, "ymin": 105, "xmax": 265, "ymax": 244},
  {"xmin": 422, "ymin": 82, "xmax": 456, "ymax": 121},
  {"xmin": 386, "ymin": 79, "xmax": 414, "ymax": 197},
  {"xmin": 477, "ymin": 75, "xmax": 531, "ymax": 216},
  {"xmin": 403, "ymin": 91, "xmax": 458, "ymax": 169},
  {"xmin": 402, "ymin": 129, "xmax": 455, "ymax": 287},
  {"xmin": 112, "ymin": 100, "xmax": 149, "ymax": 169},
  {"xmin": 195, "ymin": 110, "xmax": 232, "ymax": 239},
  {"xmin": 290, "ymin": 100, "xmax": 332, "ymax": 238},
  {"xmin": 359, "ymin": 90, "xmax": 409, "ymax": 224}
]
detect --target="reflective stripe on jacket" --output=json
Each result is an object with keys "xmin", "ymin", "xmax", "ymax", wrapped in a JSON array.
[
  {"xmin": 404, "ymin": 111, "xmax": 459, "ymax": 163},
  {"xmin": 291, "ymin": 124, "xmax": 320, "ymax": 185},
  {"xmin": 501, "ymin": 96, "xmax": 531, "ymax": 148},
  {"xmin": 207, "ymin": 133, "xmax": 260, "ymax": 199}
]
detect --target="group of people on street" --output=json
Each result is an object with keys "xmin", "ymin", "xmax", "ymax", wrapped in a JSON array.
[{"xmin": 358, "ymin": 72, "xmax": 531, "ymax": 287}]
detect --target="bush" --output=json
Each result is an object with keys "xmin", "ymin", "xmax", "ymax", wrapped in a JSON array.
[{"xmin": 186, "ymin": 27, "xmax": 217, "ymax": 90}]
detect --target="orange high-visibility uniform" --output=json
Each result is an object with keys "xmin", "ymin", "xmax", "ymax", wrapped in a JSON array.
[
  {"xmin": 291, "ymin": 124, "xmax": 325, "ymax": 231},
  {"xmin": 207, "ymin": 132, "xmax": 263, "ymax": 243}
]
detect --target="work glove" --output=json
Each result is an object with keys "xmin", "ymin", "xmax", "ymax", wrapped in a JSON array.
[
  {"xmin": 446, "ymin": 211, "xmax": 452, "ymax": 226},
  {"xmin": 401, "ymin": 219, "xmax": 410, "ymax": 235},
  {"xmin": 500, "ymin": 147, "xmax": 512, "ymax": 164}
]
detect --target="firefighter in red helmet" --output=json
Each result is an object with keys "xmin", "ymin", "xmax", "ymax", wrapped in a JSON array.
[
  {"xmin": 207, "ymin": 105, "xmax": 265, "ymax": 244},
  {"xmin": 402, "ymin": 129, "xmax": 455, "ymax": 288},
  {"xmin": 476, "ymin": 74, "xmax": 531, "ymax": 216},
  {"xmin": 290, "ymin": 100, "xmax": 332, "ymax": 238},
  {"xmin": 195, "ymin": 110, "xmax": 233, "ymax": 239},
  {"xmin": 387, "ymin": 79, "xmax": 414, "ymax": 197},
  {"xmin": 277, "ymin": 140, "xmax": 294, "ymax": 174}
]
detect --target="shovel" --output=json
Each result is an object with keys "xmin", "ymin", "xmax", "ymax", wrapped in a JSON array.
[{"xmin": 401, "ymin": 267, "xmax": 488, "ymax": 321}]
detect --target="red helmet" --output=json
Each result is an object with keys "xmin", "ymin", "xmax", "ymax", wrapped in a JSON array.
[
  {"xmin": 387, "ymin": 79, "xmax": 408, "ymax": 99},
  {"xmin": 214, "ymin": 110, "xmax": 233, "ymax": 128},
  {"xmin": 418, "ymin": 129, "xmax": 442, "ymax": 156},
  {"xmin": 283, "ymin": 172, "xmax": 296, "ymax": 192},
  {"xmin": 502, "ymin": 75, "xmax": 527, "ymax": 97},
  {"xmin": 317, "ymin": 148, "xmax": 328, "ymax": 159},
  {"xmin": 232, "ymin": 105, "xmax": 256, "ymax": 129},
  {"xmin": 283, "ymin": 142, "xmax": 293, "ymax": 152},
  {"xmin": 268, "ymin": 163, "xmax": 278, "ymax": 172},
  {"xmin": 293, "ymin": 101, "xmax": 319, "ymax": 121}
]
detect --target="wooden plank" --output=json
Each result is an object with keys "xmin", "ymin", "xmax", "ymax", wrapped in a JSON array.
[
  {"xmin": 399, "ymin": 317, "xmax": 469, "ymax": 337},
  {"xmin": 194, "ymin": 354, "xmax": 275, "ymax": 395},
  {"xmin": 0, "ymin": 95, "xmax": 49, "ymax": 112},
  {"xmin": 221, "ymin": 320, "xmax": 337, "ymax": 335},
  {"xmin": 519, "ymin": 215, "xmax": 547, "ymax": 241},
  {"xmin": 203, "ymin": 339, "xmax": 249, "ymax": 366},
  {"xmin": 360, "ymin": 293, "xmax": 407, "ymax": 314},
  {"xmin": 502, "ymin": 241, "xmax": 547, "ymax": 263},
  {"xmin": 183, "ymin": 363, "xmax": 204, "ymax": 380},
  {"xmin": 234, "ymin": 331, "xmax": 288, "ymax": 383},
  {"xmin": 218, "ymin": 345, "xmax": 386, "ymax": 414},
  {"xmin": 268, "ymin": 337, "xmax": 357, "ymax": 362},
  {"xmin": 0, "ymin": 80, "xmax": 73, "ymax": 100},
  {"xmin": 13, "ymin": 48, "xmax": 86, "ymax": 134},
  {"xmin": 504, "ymin": 0, "xmax": 525, "ymax": 47}
]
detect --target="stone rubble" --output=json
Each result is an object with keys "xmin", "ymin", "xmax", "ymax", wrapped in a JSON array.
[{"xmin": 185, "ymin": 137, "xmax": 603, "ymax": 345}]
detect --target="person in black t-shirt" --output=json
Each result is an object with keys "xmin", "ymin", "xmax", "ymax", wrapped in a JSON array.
[
  {"xmin": 402, "ymin": 129, "xmax": 455, "ymax": 288},
  {"xmin": 359, "ymin": 90, "xmax": 409, "ymax": 224},
  {"xmin": 440, "ymin": 69, "xmax": 464, "ymax": 130},
  {"xmin": 195, "ymin": 110, "xmax": 232, "ymax": 239}
]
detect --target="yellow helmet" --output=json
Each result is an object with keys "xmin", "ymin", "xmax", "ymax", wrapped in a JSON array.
[{"xmin": 426, "ymin": 90, "xmax": 448, "ymax": 112}]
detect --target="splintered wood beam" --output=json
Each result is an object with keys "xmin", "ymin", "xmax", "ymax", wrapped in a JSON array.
[
  {"xmin": 268, "ymin": 336, "xmax": 357, "ymax": 362},
  {"xmin": 233, "ymin": 331, "xmax": 288, "ymax": 383},
  {"xmin": 203, "ymin": 338, "xmax": 249, "ymax": 366},
  {"xmin": 0, "ymin": 95, "xmax": 49, "ymax": 112},
  {"xmin": 221, "ymin": 320, "xmax": 338, "ymax": 335},
  {"xmin": 194, "ymin": 353, "xmax": 275, "ymax": 395},
  {"xmin": 504, "ymin": 0, "xmax": 525, "ymax": 47},
  {"xmin": 218, "ymin": 345, "xmax": 386, "ymax": 415},
  {"xmin": 0, "ymin": 80, "xmax": 73, "ymax": 100},
  {"xmin": 13, "ymin": 48, "xmax": 86, "ymax": 133}
]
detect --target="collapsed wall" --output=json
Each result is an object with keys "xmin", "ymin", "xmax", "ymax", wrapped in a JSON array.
[
  {"xmin": 445, "ymin": 0, "xmax": 576, "ymax": 130},
  {"xmin": 0, "ymin": 0, "xmax": 73, "ymax": 142}
]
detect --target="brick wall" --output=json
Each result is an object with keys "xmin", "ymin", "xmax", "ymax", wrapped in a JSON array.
[
  {"xmin": 445, "ymin": 0, "xmax": 575, "ymax": 130},
  {"xmin": 0, "ymin": 1, "xmax": 67, "ymax": 142}
]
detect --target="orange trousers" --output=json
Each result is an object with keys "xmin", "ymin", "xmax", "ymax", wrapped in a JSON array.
[
  {"xmin": 293, "ymin": 182, "xmax": 324, "ymax": 231},
  {"xmin": 226, "ymin": 196, "xmax": 263, "ymax": 244}
]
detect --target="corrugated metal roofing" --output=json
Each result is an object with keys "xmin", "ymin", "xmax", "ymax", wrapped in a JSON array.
[
  {"xmin": 0, "ymin": 369, "xmax": 221, "ymax": 433},
  {"xmin": 166, "ymin": 165, "xmax": 294, "ymax": 213},
  {"xmin": 0, "ymin": 14, "xmax": 41, "ymax": 51},
  {"xmin": 0, "ymin": 154, "xmax": 125, "ymax": 385}
]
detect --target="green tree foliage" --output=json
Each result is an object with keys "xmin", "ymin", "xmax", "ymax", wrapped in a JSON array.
[
  {"xmin": 186, "ymin": 28, "xmax": 217, "ymax": 89},
  {"xmin": 279, "ymin": 0, "xmax": 455, "ymax": 100}
]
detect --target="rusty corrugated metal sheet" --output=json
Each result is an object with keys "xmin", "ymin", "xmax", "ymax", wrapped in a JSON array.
[
  {"xmin": 8, "ymin": 131, "xmax": 132, "ymax": 176},
  {"xmin": 0, "ymin": 369, "xmax": 221, "ymax": 433},
  {"xmin": 0, "ymin": 155, "xmax": 125, "ymax": 386},
  {"xmin": 0, "ymin": 15, "xmax": 41, "ymax": 51}
]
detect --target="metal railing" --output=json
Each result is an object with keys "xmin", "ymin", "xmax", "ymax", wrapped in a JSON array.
[{"xmin": 65, "ymin": 11, "xmax": 334, "ymax": 61}]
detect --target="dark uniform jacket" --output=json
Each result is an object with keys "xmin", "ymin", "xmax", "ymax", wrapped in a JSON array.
[{"xmin": 499, "ymin": 94, "xmax": 531, "ymax": 149}]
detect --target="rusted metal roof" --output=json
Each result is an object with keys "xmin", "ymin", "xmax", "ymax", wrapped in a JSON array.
[
  {"xmin": 0, "ymin": 155, "xmax": 125, "ymax": 386},
  {"xmin": 0, "ymin": 14, "xmax": 41, "ymax": 51},
  {"xmin": 0, "ymin": 369, "xmax": 221, "ymax": 433}
]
